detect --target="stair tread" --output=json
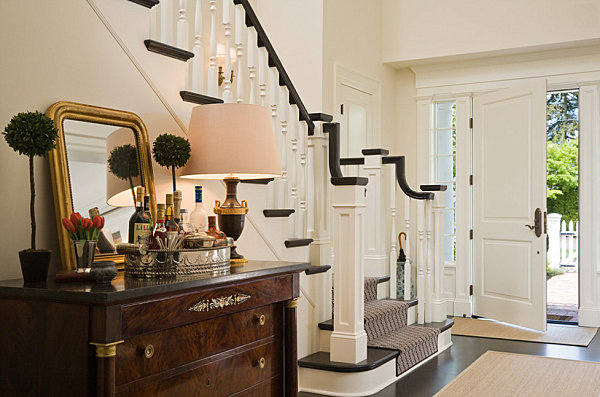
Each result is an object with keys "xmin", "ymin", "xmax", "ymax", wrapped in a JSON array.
[
  {"xmin": 144, "ymin": 39, "xmax": 194, "ymax": 61},
  {"xmin": 180, "ymin": 91, "xmax": 223, "ymax": 105},
  {"xmin": 368, "ymin": 325, "xmax": 440, "ymax": 352},
  {"xmin": 413, "ymin": 318, "xmax": 455, "ymax": 333},
  {"xmin": 305, "ymin": 265, "xmax": 331, "ymax": 275},
  {"xmin": 318, "ymin": 298, "xmax": 418, "ymax": 331},
  {"xmin": 263, "ymin": 209, "xmax": 295, "ymax": 218},
  {"xmin": 297, "ymin": 347, "xmax": 398, "ymax": 373},
  {"xmin": 284, "ymin": 238, "xmax": 313, "ymax": 248}
]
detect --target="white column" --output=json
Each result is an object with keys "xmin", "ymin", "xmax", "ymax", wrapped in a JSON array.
[
  {"xmin": 416, "ymin": 199, "xmax": 426, "ymax": 324},
  {"xmin": 363, "ymin": 154, "xmax": 387, "ymax": 283},
  {"xmin": 309, "ymin": 123, "xmax": 331, "ymax": 267},
  {"xmin": 547, "ymin": 213, "xmax": 561, "ymax": 269},
  {"xmin": 177, "ymin": 0, "xmax": 189, "ymax": 49},
  {"xmin": 389, "ymin": 166, "xmax": 398, "ymax": 299},
  {"xmin": 432, "ymin": 192, "xmax": 446, "ymax": 322},
  {"xmin": 330, "ymin": 183, "xmax": 368, "ymax": 364},
  {"xmin": 247, "ymin": 27, "xmax": 257, "ymax": 104},
  {"xmin": 234, "ymin": 4, "xmax": 245, "ymax": 103},
  {"xmin": 278, "ymin": 86, "xmax": 289, "ymax": 209},
  {"xmin": 207, "ymin": 0, "xmax": 218, "ymax": 97},
  {"xmin": 298, "ymin": 122, "xmax": 308, "ymax": 238},
  {"xmin": 222, "ymin": 0, "xmax": 233, "ymax": 103},
  {"xmin": 404, "ymin": 197, "xmax": 412, "ymax": 300},
  {"xmin": 191, "ymin": 0, "xmax": 204, "ymax": 93}
]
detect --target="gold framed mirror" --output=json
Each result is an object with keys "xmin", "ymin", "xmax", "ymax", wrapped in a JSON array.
[{"xmin": 46, "ymin": 101, "xmax": 156, "ymax": 270}]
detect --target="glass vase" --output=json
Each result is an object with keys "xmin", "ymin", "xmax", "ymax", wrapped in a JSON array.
[{"xmin": 73, "ymin": 240, "xmax": 97, "ymax": 273}]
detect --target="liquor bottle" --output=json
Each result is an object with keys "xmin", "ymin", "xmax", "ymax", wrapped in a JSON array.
[
  {"xmin": 190, "ymin": 185, "xmax": 209, "ymax": 232},
  {"xmin": 173, "ymin": 190, "xmax": 182, "ymax": 223},
  {"xmin": 206, "ymin": 216, "xmax": 227, "ymax": 247},
  {"xmin": 165, "ymin": 193, "xmax": 178, "ymax": 229},
  {"xmin": 152, "ymin": 204, "xmax": 167, "ymax": 249},
  {"xmin": 179, "ymin": 209, "xmax": 195, "ymax": 235},
  {"xmin": 165, "ymin": 205, "xmax": 179, "ymax": 232},
  {"xmin": 144, "ymin": 194, "xmax": 154, "ymax": 229},
  {"xmin": 128, "ymin": 187, "xmax": 151, "ymax": 245}
]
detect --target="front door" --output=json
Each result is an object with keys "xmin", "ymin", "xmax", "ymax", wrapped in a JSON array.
[{"xmin": 472, "ymin": 80, "xmax": 548, "ymax": 331}]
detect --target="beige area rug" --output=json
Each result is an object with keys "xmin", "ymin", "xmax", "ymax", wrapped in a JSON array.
[
  {"xmin": 452, "ymin": 317, "xmax": 598, "ymax": 346},
  {"xmin": 435, "ymin": 351, "xmax": 600, "ymax": 397}
]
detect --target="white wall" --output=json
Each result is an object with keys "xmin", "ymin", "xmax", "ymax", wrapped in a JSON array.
[{"xmin": 382, "ymin": 0, "xmax": 600, "ymax": 65}]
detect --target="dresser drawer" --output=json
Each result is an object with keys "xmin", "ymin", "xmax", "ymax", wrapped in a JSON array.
[
  {"xmin": 116, "ymin": 304, "xmax": 282, "ymax": 385},
  {"xmin": 230, "ymin": 376, "xmax": 281, "ymax": 397},
  {"xmin": 122, "ymin": 275, "xmax": 293, "ymax": 337},
  {"xmin": 117, "ymin": 338, "xmax": 281, "ymax": 397}
]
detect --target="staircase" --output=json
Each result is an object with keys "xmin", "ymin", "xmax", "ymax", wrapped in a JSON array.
[
  {"xmin": 90, "ymin": 1, "xmax": 453, "ymax": 396},
  {"xmin": 299, "ymin": 277, "xmax": 453, "ymax": 396}
]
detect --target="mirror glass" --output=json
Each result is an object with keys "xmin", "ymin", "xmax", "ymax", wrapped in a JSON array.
[{"xmin": 63, "ymin": 120, "xmax": 143, "ymax": 253}]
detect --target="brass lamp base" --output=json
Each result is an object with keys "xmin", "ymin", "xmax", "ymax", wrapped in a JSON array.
[{"xmin": 214, "ymin": 177, "xmax": 249, "ymax": 266}]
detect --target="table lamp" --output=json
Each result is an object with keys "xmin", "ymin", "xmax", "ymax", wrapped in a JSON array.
[{"xmin": 181, "ymin": 104, "xmax": 281, "ymax": 265}]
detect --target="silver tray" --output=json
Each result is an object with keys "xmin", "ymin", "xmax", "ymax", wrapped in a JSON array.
[{"xmin": 124, "ymin": 246, "xmax": 230, "ymax": 278}]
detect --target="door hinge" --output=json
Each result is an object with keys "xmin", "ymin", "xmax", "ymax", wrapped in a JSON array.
[
  {"xmin": 469, "ymin": 285, "xmax": 473, "ymax": 296},
  {"xmin": 469, "ymin": 229, "xmax": 473, "ymax": 240},
  {"xmin": 469, "ymin": 117, "xmax": 473, "ymax": 129},
  {"xmin": 340, "ymin": 104, "xmax": 344, "ymax": 115},
  {"xmin": 469, "ymin": 175, "xmax": 473, "ymax": 185}
]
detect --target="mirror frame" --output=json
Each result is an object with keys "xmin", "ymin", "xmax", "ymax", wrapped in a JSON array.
[{"xmin": 46, "ymin": 101, "xmax": 156, "ymax": 270}]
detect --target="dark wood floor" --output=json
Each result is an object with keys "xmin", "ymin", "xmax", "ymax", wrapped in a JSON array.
[{"xmin": 299, "ymin": 329, "xmax": 600, "ymax": 397}]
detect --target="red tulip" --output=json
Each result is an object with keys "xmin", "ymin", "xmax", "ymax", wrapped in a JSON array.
[
  {"xmin": 92, "ymin": 215, "xmax": 102, "ymax": 229},
  {"xmin": 99, "ymin": 216, "xmax": 105, "ymax": 229},
  {"xmin": 82, "ymin": 218, "xmax": 93, "ymax": 230},
  {"xmin": 70, "ymin": 212, "xmax": 82, "ymax": 226},
  {"xmin": 61, "ymin": 218, "xmax": 76, "ymax": 234}
]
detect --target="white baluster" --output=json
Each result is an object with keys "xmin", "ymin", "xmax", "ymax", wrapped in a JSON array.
[
  {"xmin": 266, "ymin": 67, "xmax": 278, "ymax": 209},
  {"xmin": 235, "ymin": 4, "xmax": 245, "ymax": 103},
  {"xmin": 258, "ymin": 47, "xmax": 268, "ymax": 107},
  {"xmin": 288, "ymin": 105, "xmax": 299, "ymax": 238},
  {"xmin": 278, "ymin": 86, "xmax": 289, "ymax": 209},
  {"xmin": 298, "ymin": 121, "xmax": 308, "ymax": 238},
  {"xmin": 160, "ymin": 0, "xmax": 173, "ymax": 44},
  {"xmin": 404, "ymin": 197, "xmax": 412, "ymax": 301},
  {"xmin": 191, "ymin": 0, "xmax": 204, "ymax": 92},
  {"xmin": 425, "ymin": 198, "xmax": 433, "ymax": 323},
  {"xmin": 177, "ymin": 0, "xmax": 189, "ymax": 49},
  {"xmin": 150, "ymin": 2, "xmax": 160, "ymax": 41},
  {"xmin": 221, "ymin": 0, "xmax": 233, "ymax": 102},
  {"xmin": 417, "ymin": 199, "xmax": 425, "ymax": 324},
  {"xmin": 207, "ymin": 0, "xmax": 218, "ymax": 97},
  {"xmin": 247, "ymin": 27, "xmax": 257, "ymax": 104},
  {"xmin": 389, "ymin": 168, "xmax": 397, "ymax": 299},
  {"xmin": 432, "ymin": 192, "xmax": 446, "ymax": 322}
]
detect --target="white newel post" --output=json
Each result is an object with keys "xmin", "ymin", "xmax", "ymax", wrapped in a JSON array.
[
  {"xmin": 425, "ymin": 199, "xmax": 433, "ymax": 323},
  {"xmin": 298, "ymin": 122, "xmax": 308, "ymax": 238},
  {"xmin": 207, "ymin": 0, "xmax": 218, "ymax": 97},
  {"xmin": 308, "ymin": 123, "xmax": 331, "ymax": 267},
  {"xmin": 432, "ymin": 192, "xmax": 446, "ymax": 322},
  {"xmin": 547, "ymin": 213, "xmax": 562, "ymax": 269},
  {"xmin": 330, "ymin": 183, "xmax": 368, "ymax": 364},
  {"xmin": 416, "ymin": 199, "xmax": 426, "ymax": 324},
  {"xmin": 363, "ymin": 153, "xmax": 387, "ymax": 292},
  {"xmin": 389, "ymin": 167, "xmax": 398, "ymax": 299},
  {"xmin": 191, "ymin": 0, "xmax": 204, "ymax": 93}
]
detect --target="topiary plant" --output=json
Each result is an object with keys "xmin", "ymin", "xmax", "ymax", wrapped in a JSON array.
[
  {"xmin": 152, "ymin": 133, "xmax": 191, "ymax": 191},
  {"xmin": 3, "ymin": 111, "xmax": 58, "ymax": 251},
  {"xmin": 107, "ymin": 144, "xmax": 140, "ymax": 204}
]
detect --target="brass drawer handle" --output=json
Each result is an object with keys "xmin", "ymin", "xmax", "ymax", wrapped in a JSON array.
[
  {"xmin": 256, "ymin": 357, "xmax": 266, "ymax": 369},
  {"xmin": 144, "ymin": 344, "xmax": 154, "ymax": 359},
  {"xmin": 259, "ymin": 314, "xmax": 266, "ymax": 326}
]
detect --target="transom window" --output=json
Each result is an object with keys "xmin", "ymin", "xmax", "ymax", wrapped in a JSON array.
[{"xmin": 432, "ymin": 101, "xmax": 457, "ymax": 263}]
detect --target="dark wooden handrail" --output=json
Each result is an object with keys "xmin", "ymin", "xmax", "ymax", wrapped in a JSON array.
[
  {"xmin": 383, "ymin": 156, "xmax": 434, "ymax": 200},
  {"xmin": 234, "ymin": 0, "xmax": 315, "ymax": 135}
]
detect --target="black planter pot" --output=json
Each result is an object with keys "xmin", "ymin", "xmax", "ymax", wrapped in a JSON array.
[{"xmin": 18, "ymin": 250, "xmax": 51, "ymax": 283}]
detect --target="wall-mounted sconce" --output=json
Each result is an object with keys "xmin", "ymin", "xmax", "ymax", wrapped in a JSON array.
[{"xmin": 217, "ymin": 44, "xmax": 237, "ymax": 86}]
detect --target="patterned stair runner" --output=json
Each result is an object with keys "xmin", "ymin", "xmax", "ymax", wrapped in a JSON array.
[{"xmin": 363, "ymin": 277, "xmax": 440, "ymax": 376}]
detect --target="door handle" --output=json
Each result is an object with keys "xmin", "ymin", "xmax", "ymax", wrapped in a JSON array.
[{"xmin": 524, "ymin": 208, "xmax": 543, "ymax": 237}]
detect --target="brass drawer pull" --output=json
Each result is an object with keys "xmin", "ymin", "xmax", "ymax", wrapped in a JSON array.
[
  {"xmin": 259, "ymin": 314, "xmax": 266, "ymax": 326},
  {"xmin": 144, "ymin": 344, "xmax": 154, "ymax": 359},
  {"xmin": 256, "ymin": 357, "xmax": 266, "ymax": 369}
]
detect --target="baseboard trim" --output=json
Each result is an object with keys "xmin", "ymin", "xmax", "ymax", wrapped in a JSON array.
[{"xmin": 579, "ymin": 307, "xmax": 600, "ymax": 327}]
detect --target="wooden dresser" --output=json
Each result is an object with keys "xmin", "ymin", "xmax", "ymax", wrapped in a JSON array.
[{"xmin": 0, "ymin": 260, "xmax": 309, "ymax": 397}]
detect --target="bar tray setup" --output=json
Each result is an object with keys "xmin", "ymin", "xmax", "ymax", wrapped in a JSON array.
[{"xmin": 120, "ymin": 245, "xmax": 230, "ymax": 278}]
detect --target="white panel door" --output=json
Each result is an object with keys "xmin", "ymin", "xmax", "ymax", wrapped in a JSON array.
[{"xmin": 473, "ymin": 80, "xmax": 547, "ymax": 332}]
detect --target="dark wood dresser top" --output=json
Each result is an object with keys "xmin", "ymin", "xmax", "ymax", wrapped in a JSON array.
[{"xmin": 0, "ymin": 260, "xmax": 310, "ymax": 305}]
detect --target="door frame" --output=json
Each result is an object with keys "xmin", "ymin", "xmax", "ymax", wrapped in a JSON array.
[{"xmin": 413, "ymin": 53, "xmax": 600, "ymax": 326}]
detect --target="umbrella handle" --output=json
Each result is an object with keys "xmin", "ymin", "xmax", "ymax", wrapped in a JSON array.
[{"xmin": 398, "ymin": 232, "xmax": 407, "ymax": 250}]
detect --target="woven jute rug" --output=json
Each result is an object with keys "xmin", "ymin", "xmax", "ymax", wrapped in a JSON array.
[
  {"xmin": 452, "ymin": 317, "xmax": 598, "ymax": 346},
  {"xmin": 435, "ymin": 351, "xmax": 600, "ymax": 397}
]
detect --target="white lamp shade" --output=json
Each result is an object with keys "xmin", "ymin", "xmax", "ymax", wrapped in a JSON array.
[
  {"xmin": 181, "ymin": 104, "xmax": 281, "ymax": 180},
  {"xmin": 106, "ymin": 127, "xmax": 143, "ymax": 207}
]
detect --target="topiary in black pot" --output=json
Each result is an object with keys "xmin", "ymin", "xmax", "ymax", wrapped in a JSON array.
[
  {"xmin": 3, "ymin": 111, "xmax": 58, "ymax": 282},
  {"xmin": 152, "ymin": 133, "xmax": 191, "ymax": 192}
]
